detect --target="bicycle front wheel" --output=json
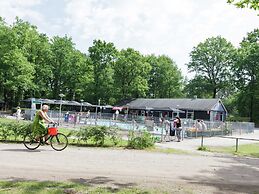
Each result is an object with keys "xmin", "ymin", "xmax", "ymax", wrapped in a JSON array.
[
  {"xmin": 50, "ymin": 133, "xmax": 68, "ymax": 151},
  {"xmin": 23, "ymin": 133, "xmax": 40, "ymax": 150}
]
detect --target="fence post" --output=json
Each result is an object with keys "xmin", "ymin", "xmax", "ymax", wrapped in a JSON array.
[{"xmin": 235, "ymin": 138, "xmax": 239, "ymax": 152}]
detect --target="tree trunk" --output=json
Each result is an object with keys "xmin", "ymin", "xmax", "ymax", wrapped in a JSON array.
[
  {"xmin": 249, "ymin": 94, "xmax": 254, "ymax": 122},
  {"xmin": 213, "ymin": 88, "xmax": 217, "ymax": 98}
]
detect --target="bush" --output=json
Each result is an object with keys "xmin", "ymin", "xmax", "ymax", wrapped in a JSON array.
[
  {"xmin": 127, "ymin": 130, "xmax": 155, "ymax": 149},
  {"xmin": 197, "ymin": 146, "xmax": 209, "ymax": 151},
  {"xmin": 0, "ymin": 121, "xmax": 31, "ymax": 141},
  {"xmin": 76, "ymin": 126, "xmax": 121, "ymax": 146}
]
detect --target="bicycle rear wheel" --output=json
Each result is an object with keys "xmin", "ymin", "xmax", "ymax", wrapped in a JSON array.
[
  {"xmin": 50, "ymin": 133, "xmax": 68, "ymax": 151},
  {"xmin": 23, "ymin": 133, "xmax": 40, "ymax": 150}
]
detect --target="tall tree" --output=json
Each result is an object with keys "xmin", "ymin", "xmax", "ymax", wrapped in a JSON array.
[
  {"xmin": 113, "ymin": 48, "xmax": 151, "ymax": 100},
  {"xmin": 49, "ymin": 36, "xmax": 75, "ymax": 99},
  {"xmin": 88, "ymin": 40, "xmax": 117, "ymax": 104},
  {"xmin": 234, "ymin": 29, "xmax": 259, "ymax": 122},
  {"xmin": 0, "ymin": 18, "xmax": 35, "ymax": 107},
  {"xmin": 1, "ymin": 49, "xmax": 34, "ymax": 108},
  {"xmin": 147, "ymin": 55, "xmax": 183, "ymax": 98},
  {"xmin": 187, "ymin": 36, "xmax": 236, "ymax": 98}
]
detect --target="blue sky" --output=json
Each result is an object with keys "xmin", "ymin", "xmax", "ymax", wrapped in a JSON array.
[{"xmin": 0, "ymin": 0, "xmax": 258, "ymax": 76}]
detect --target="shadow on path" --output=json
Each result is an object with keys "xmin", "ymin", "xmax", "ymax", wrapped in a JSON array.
[
  {"xmin": 0, "ymin": 148, "xmax": 47, "ymax": 152},
  {"xmin": 70, "ymin": 176, "xmax": 137, "ymax": 192},
  {"xmin": 180, "ymin": 154, "xmax": 259, "ymax": 193}
]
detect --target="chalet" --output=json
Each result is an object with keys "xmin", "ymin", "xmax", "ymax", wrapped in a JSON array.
[{"xmin": 122, "ymin": 98, "xmax": 227, "ymax": 121}]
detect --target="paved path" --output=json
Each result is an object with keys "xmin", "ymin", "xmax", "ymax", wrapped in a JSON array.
[{"xmin": 1, "ymin": 143, "xmax": 259, "ymax": 193}]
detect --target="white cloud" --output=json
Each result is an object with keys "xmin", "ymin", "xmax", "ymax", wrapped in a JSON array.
[{"xmin": 0, "ymin": 0, "xmax": 43, "ymax": 23}]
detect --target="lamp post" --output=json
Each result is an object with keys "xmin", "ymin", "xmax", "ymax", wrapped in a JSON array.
[
  {"xmin": 80, "ymin": 99, "xmax": 84, "ymax": 112},
  {"xmin": 58, "ymin": 93, "xmax": 65, "ymax": 125}
]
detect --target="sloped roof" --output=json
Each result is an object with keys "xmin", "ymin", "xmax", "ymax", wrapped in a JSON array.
[
  {"xmin": 22, "ymin": 98, "xmax": 92, "ymax": 106},
  {"xmin": 125, "ymin": 98, "xmax": 226, "ymax": 112}
]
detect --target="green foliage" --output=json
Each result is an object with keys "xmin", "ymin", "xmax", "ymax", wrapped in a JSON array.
[
  {"xmin": 197, "ymin": 146, "xmax": 209, "ymax": 151},
  {"xmin": 146, "ymin": 55, "xmax": 184, "ymax": 98},
  {"xmin": 232, "ymin": 29, "xmax": 259, "ymax": 123},
  {"xmin": 227, "ymin": 0, "xmax": 259, "ymax": 10},
  {"xmin": 114, "ymin": 48, "xmax": 151, "ymax": 99},
  {"xmin": 76, "ymin": 126, "xmax": 121, "ymax": 146},
  {"xmin": 0, "ymin": 17, "xmax": 186, "ymax": 108},
  {"xmin": 0, "ymin": 121, "xmax": 31, "ymax": 141},
  {"xmin": 187, "ymin": 36, "xmax": 236, "ymax": 98},
  {"xmin": 88, "ymin": 39, "xmax": 118, "ymax": 104},
  {"xmin": 127, "ymin": 130, "xmax": 155, "ymax": 149}
]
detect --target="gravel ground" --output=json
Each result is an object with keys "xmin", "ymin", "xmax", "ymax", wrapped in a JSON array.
[{"xmin": 1, "ymin": 143, "xmax": 259, "ymax": 193}]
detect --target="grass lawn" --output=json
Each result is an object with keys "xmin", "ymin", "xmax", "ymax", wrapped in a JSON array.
[
  {"xmin": 0, "ymin": 180, "xmax": 163, "ymax": 194},
  {"xmin": 200, "ymin": 143, "xmax": 259, "ymax": 158}
]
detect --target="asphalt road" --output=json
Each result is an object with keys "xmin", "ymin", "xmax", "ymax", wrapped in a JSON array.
[{"xmin": 1, "ymin": 143, "xmax": 259, "ymax": 193}]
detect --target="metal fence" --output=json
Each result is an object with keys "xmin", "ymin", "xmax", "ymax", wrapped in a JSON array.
[
  {"xmin": 24, "ymin": 110, "xmax": 254, "ymax": 137},
  {"xmin": 200, "ymin": 136, "xmax": 259, "ymax": 152}
]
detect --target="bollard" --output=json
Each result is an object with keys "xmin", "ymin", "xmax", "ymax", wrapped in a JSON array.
[{"xmin": 235, "ymin": 138, "xmax": 239, "ymax": 152}]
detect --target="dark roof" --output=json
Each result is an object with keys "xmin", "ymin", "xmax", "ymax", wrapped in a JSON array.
[
  {"xmin": 22, "ymin": 98, "xmax": 92, "ymax": 106},
  {"xmin": 124, "ymin": 98, "xmax": 226, "ymax": 112}
]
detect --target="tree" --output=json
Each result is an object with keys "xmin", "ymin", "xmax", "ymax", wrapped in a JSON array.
[
  {"xmin": 49, "ymin": 36, "xmax": 76, "ymax": 99},
  {"xmin": 9, "ymin": 18, "xmax": 54, "ymax": 100},
  {"xmin": 227, "ymin": 0, "xmax": 259, "ymax": 11},
  {"xmin": 1, "ymin": 49, "xmax": 34, "ymax": 107},
  {"xmin": 146, "ymin": 55, "xmax": 183, "ymax": 98},
  {"xmin": 184, "ymin": 76, "xmax": 212, "ymax": 98},
  {"xmin": 0, "ymin": 18, "xmax": 35, "ymax": 107},
  {"xmin": 113, "ymin": 48, "xmax": 151, "ymax": 100},
  {"xmin": 234, "ymin": 29, "xmax": 259, "ymax": 122},
  {"xmin": 187, "ymin": 36, "xmax": 236, "ymax": 98},
  {"xmin": 88, "ymin": 40, "xmax": 118, "ymax": 104}
]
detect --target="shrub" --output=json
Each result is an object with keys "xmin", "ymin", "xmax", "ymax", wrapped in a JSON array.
[
  {"xmin": 88, "ymin": 126, "xmax": 108, "ymax": 146},
  {"xmin": 107, "ymin": 127, "xmax": 121, "ymax": 145},
  {"xmin": 197, "ymin": 146, "xmax": 209, "ymax": 151},
  {"xmin": 76, "ymin": 126, "xmax": 120, "ymax": 146},
  {"xmin": 0, "ymin": 121, "xmax": 31, "ymax": 141},
  {"xmin": 0, "ymin": 123, "xmax": 12, "ymax": 141},
  {"xmin": 127, "ymin": 130, "xmax": 155, "ymax": 149}
]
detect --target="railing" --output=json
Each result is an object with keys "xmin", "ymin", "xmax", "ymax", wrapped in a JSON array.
[
  {"xmin": 24, "ymin": 109, "xmax": 255, "ymax": 136},
  {"xmin": 200, "ymin": 135, "xmax": 259, "ymax": 152}
]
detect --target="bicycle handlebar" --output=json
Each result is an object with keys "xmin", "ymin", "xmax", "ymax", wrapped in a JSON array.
[{"xmin": 48, "ymin": 122, "xmax": 58, "ymax": 128}]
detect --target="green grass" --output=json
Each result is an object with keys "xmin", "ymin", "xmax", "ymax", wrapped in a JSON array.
[
  {"xmin": 0, "ymin": 180, "xmax": 163, "ymax": 194},
  {"xmin": 148, "ymin": 147, "xmax": 191, "ymax": 155},
  {"xmin": 199, "ymin": 143, "xmax": 259, "ymax": 158}
]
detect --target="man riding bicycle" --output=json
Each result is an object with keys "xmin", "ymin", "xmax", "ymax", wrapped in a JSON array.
[{"xmin": 32, "ymin": 104, "xmax": 55, "ymax": 143}]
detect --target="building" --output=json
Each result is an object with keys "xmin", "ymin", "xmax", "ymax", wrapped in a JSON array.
[{"xmin": 122, "ymin": 98, "xmax": 227, "ymax": 121}]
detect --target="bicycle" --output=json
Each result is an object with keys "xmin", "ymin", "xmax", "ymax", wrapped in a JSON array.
[{"xmin": 23, "ymin": 123, "xmax": 68, "ymax": 151}]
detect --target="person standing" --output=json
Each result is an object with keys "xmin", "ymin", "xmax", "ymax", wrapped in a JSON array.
[
  {"xmin": 201, "ymin": 120, "xmax": 207, "ymax": 131},
  {"xmin": 196, "ymin": 120, "xmax": 203, "ymax": 131},
  {"xmin": 16, "ymin": 107, "xmax": 21, "ymax": 122},
  {"xmin": 174, "ymin": 116, "xmax": 182, "ymax": 142}
]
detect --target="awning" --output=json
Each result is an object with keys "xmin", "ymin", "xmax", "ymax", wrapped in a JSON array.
[{"xmin": 112, "ymin": 106, "xmax": 123, "ymax": 111}]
